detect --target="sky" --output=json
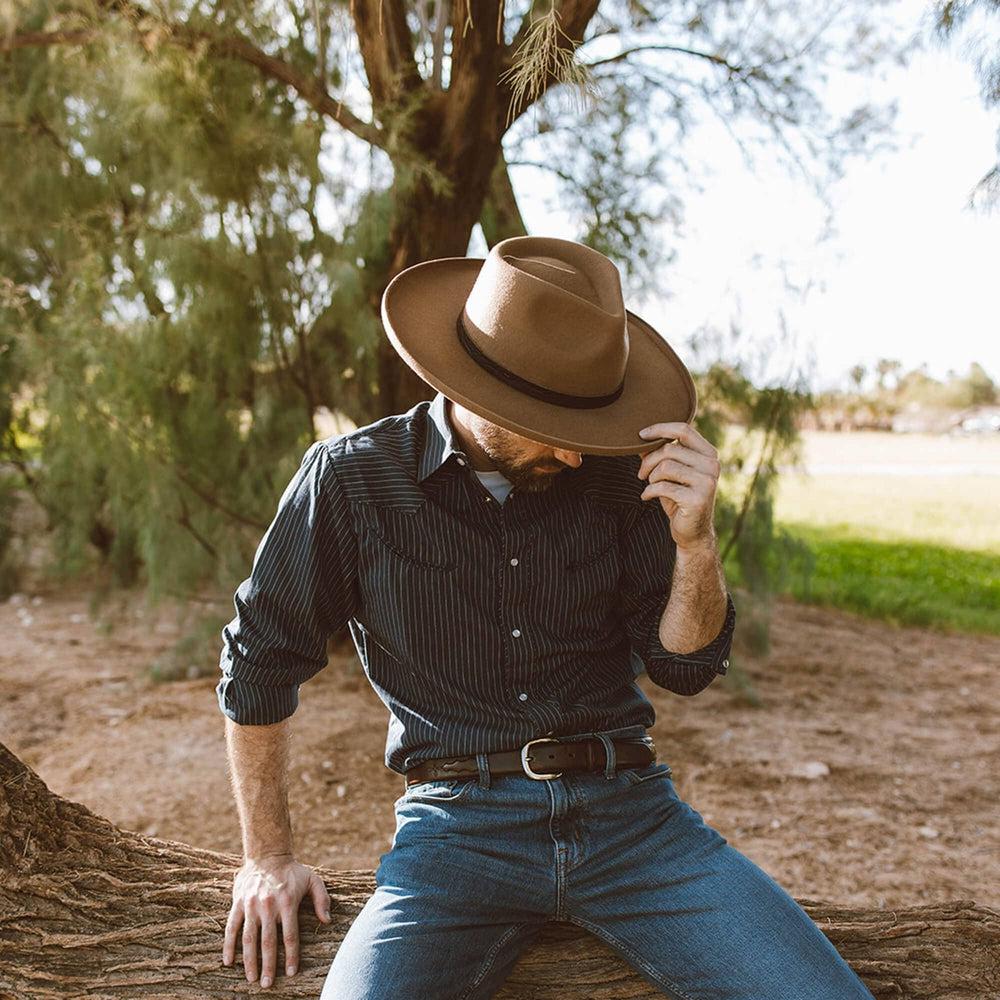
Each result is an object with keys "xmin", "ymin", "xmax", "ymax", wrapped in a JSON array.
[{"xmin": 469, "ymin": 2, "xmax": 1000, "ymax": 394}]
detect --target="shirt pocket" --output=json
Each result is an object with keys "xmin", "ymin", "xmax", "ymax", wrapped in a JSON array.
[
  {"xmin": 358, "ymin": 503, "xmax": 457, "ymax": 572},
  {"xmin": 354, "ymin": 501, "xmax": 469, "ymax": 670},
  {"xmin": 565, "ymin": 530, "xmax": 618, "ymax": 573},
  {"xmin": 559, "ymin": 498, "xmax": 620, "ymax": 572},
  {"xmin": 554, "ymin": 508, "xmax": 622, "ymax": 630}
]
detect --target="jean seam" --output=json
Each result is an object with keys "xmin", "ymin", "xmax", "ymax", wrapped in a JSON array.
[
  {"xmin": 402, "ymin": 778, "xmax": 475, "ymax": 803},
  {"xmin": 624, "ymin": 766, "xmax": 673, "ymax": 786},
  {"xmin": 458, "ymin": 921, "xmax": 533, "ymax": 1000},
  {"xmin": 567, "ymin": 914, "xmax": 697, "ymax": 1000}
]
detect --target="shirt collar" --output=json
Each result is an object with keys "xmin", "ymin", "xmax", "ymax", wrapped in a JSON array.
[
  {"xmin": 417, "ymin": 391, "xmax": 469, "ymax": 483},
  {"xmin": 417, "ymin": 390, "xmax": 587, "ymax": 492}
]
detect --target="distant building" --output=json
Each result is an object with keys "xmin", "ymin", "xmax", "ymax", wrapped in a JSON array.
[
  {"xmin": 952, "ymin": 405, "xmax": 1000, "ymax": 435},
  {"xmin": 890, "ymin": 402, "xmax": 1000, "ymax": 434}
]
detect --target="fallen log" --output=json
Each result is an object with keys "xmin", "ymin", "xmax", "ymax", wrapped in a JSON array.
[{"xmin": 1, "ymin": 741, "xmax": 997, "ymax": 999}]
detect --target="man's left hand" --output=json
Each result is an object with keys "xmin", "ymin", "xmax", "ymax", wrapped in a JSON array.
[{"xmin": 636, "ymin": 422, "xmax": 720, "ymax": 552}]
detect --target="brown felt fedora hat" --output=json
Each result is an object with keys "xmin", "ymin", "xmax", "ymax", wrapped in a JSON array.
[{"xmin": 380, "ymin": 235, "xmax": 698, "ymax": 455}]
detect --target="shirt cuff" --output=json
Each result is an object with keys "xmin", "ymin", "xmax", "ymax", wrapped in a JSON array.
[
  {"xmin": 216, "ymin": 663, "xmax": 300, "ymax": 725},
  {"xmin": 646, "ymin": 589, "xmax": 736, "ymax": 675}
]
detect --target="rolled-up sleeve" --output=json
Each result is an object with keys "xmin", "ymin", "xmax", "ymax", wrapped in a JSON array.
[
  {"xmin": 620, "ymin": 499, "xmax": 736, "ymax": 696},
  {"xmin": 216, "ymin": 440, "xmax": 358, "ymax": 725}
]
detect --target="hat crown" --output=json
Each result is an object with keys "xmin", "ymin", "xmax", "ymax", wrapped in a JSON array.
[
  {"xmin": 461, "ymin": 236, "xmax": 630, "ymax": 401},
  {"xmin": 505, "ymin": 254, "xmax": 596, "ymax": 301}
]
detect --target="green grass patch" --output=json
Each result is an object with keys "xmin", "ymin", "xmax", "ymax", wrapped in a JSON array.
[
  {"xmin": 775, "ymin": 522, "xmax": 1000, "ymax": 636},
  {"xmin": 773, "ymin": 473, "xmax": 1000, "ymax": 554}
]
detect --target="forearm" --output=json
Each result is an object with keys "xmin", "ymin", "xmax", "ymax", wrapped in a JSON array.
[
  {"xmin": 225, "ymin": 715, "xmax": 295, "ymax": 861},
  {"xmin": 657, "ymin": 537, "xmax": 728, "ymax": 654}
]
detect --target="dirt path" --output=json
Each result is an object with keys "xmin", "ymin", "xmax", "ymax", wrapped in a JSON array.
[{"xmin": 2, "ymin": 582, "xmax": 997, "ymax": 910}]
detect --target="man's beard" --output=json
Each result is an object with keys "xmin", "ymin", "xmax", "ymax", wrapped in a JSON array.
[{"xmin": 476, "ymin": 433, "xmax": 564, "ymax": 494}]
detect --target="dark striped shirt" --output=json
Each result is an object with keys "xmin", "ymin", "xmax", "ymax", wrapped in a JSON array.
[{"xmin": 216, "ymin": 390, "xmax": 736, "ymax": 774}]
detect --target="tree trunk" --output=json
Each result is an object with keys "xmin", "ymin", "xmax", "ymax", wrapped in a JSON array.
[
  {"xmin": 370, "ymin": 125, "xmax": 507, "ymax": 420},
  {"xmin": 370, "ymin": 177, "xmax": 502, "ymax": 419},
  {"xmin": 481, "ymin": 149, "xmax": 529, "ymax": 248},
  {"xmin": 1, "ymin": 742, "xmax": 996, "ymax": 999},
  {"xmin": 345, "ymin": 1, "xmax": 519, "ymax": 421}
]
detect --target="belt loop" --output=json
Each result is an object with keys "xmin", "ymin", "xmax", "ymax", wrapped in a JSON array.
[
  {"xmin": 595, "ymin": 734, "xmax": 616, "ymax": 779},
  {"xmin": 476, "ymin": 751, "xmax": 492, "ymax": 789}
]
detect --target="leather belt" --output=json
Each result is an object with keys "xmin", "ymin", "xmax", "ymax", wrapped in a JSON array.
[{"xmin": 404, "ymin": 736, "xmax": 657, "ymax": 787}]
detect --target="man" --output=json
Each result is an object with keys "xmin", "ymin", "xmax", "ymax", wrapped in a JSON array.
[{"xmin": 217, "ymin": 236, "xmax": 876, "ymax": 999}]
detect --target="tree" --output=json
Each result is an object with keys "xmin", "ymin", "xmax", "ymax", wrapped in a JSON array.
[
  {"xmin": 966, "ymin": 361, "xmax": 998, "ymax": 405},
  {"xmin": 875, "ymin": 357, "xmax": 902, "ymax": 392},
  {"xmin": 0, "ymin": 1, "xmax": 917, "ymax": 600},
  {"xmin": 2, "ymin": 741, "xmax": 998, "ymax": 998},
  {"xmin": 931, "ymin": 0, "xmax": 1000, "ymax": 211},
  {"xmin": 681, "ymin": 319, "xmax": 815, "ymax": 696}
]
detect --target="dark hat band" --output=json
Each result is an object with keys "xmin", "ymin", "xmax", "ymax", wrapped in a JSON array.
[{"xmin": 455, "ymin": 314, "xmax": 624, "ymax": 410}]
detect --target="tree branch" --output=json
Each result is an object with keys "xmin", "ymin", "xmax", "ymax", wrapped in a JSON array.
[
  {"xmin": 2, "ymin": 742, "xmax": 999, "ymax": 998},
  {"xmin": 583, "ymin": 42, "xmax": 741, "ymax": 74},
  {"xmin": 348, "ymin": 0, "xmax": 424, "ymax": 115},
  {"xmin": 498, "ymin": 0, "xmax": 601, "ymax": 129},
  {"xmin": 506, "ymin": 157, "xmax": 579, "ymax": 188},
  {"xmin": 432, "ymin": 0, "xmax": 448, "ymax": 91},
  {"xmin": 1, "ymin": 20, "xmax": 383, "ymax": 150},
  {"xmin": 443, "ymin": 0, "xmax": 505, "ymax": 147}
]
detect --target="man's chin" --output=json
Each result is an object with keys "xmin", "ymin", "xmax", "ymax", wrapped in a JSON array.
[{"xmin": 515, "ymin": 475, "xmax": 558, "ymax": 493}]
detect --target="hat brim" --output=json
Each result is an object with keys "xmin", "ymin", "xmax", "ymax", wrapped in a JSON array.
[{"xmin": 381, "ymin": 256, "xmax": 698, "ymax": 455}]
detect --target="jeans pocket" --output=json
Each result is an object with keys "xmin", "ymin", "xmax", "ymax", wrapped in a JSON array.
[
  {"xmin": 402, "ymin": 777, "xmax": 477, "ymax": 803},
  {"xmin": 621, "ymin": 762, "xmax": 674, "ymax": 785}
]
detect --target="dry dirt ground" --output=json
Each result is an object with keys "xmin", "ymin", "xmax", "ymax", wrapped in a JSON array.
[{"xmin": 2, "ymin": 581, "xmax": 998, "ymax": 912}]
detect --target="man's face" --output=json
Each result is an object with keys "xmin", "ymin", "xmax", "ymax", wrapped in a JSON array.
[{"xmin": 458, "ymin": 406, "xmax": 583, "ymax": 493}]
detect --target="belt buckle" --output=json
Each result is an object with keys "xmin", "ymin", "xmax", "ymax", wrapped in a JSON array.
[{"xmin": 520, "ymin": 737, "xmax": 563, "ymax": 780}]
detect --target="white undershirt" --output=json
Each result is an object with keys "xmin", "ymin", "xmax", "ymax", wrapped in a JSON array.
[{"xmin": 473, "ymin": 468, "xmax": 514, "ymax": 504}]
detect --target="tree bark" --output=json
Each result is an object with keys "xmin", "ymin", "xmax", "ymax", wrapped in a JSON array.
[
  {"xmin": 1, "ymin": 742, "xmax": 997, "ymax": 999},
  {"xmin": 481, "ymin": 149, "xmax": 529, "ymax": 247}
]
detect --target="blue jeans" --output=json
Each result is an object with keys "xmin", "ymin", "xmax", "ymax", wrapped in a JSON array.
[{"xmin": 320, "ymin": 739, "xmax": 875, "ymax": 1000}]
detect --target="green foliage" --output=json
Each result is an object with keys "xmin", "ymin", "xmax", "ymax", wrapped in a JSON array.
[
  {"xmin": 780, "ymin": 523, "xmax": 1000, "ymax": 635},
  {"xmin": 896, "ymin": 361, "xmax": 998, "ymax": 409},
  {"xmin": 0, "ymin": 2, "xmax": 374, "ymax": 607},
  {"xmin": 688, "ymin": 329, "xmax": 818, "ymax": 703},
  {"xmin": 0, "ymin": 471, "xmax": 22, "ymax": 599}
]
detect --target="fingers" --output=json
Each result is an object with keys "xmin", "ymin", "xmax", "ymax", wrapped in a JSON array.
[
  {"xmin": 638, "ymin": 441, "xmax": 719, "ymax": 482},
  {"xmin": 281, "ymin": 904, "xmax": 300, "ymax": 977},
  {"xmin": 310, "ymin": 872, "xmax": 333, "ymax": 923},
  {"xmin": 641, "ymin": 480, "xmax": 695, "ymax": 506},
  {"xmin": 638, "ymin": 421, "xmax": 718, "ymax": 459},
  {"xmin": 644, "ymin": 458, "xmax": 714, "ymax": 489},
  {"xmin": 259, "ymin": 909, "xmax": 278, "ymax": 988},
  {"xmin": 225, "ymin": 867, "xmax": 331, "ymax": 987},
  {"xmin": 222, "ymin": 898, "xmax": 243, "ymax": 967},
  {"xmin": 242, "ymin": 911, "xmax": 260, "ymax": 984}
]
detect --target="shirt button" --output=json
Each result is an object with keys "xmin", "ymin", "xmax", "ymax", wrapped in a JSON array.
[
  {"xmin": 456, "ymin": 458, "xmax": 466, "ymax": 466},
  {"xmin": 510, "ymin": 558, "xmax": 518, "ymax": 566},
  {"xmin": 511, "ymin": 628, "xmax": 521, "ymax": 637},
  {"xmin": 723, "ymin": 659, "xmax": 729, "ymax": 667},
  {"xmin": 518, "ymin": 692, "xmax": 528, "ymax": 701}
]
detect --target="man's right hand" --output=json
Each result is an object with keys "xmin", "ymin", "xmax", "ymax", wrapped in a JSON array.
[{"xmin": 222, "ymin": 854, "xmax": 333, "ymax": 988}]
